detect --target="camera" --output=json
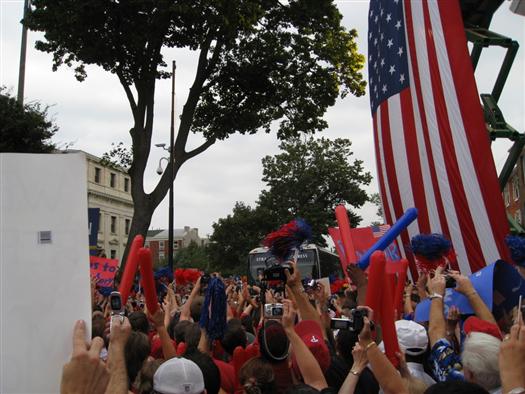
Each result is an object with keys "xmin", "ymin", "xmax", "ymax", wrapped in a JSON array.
[
  {"xmin": 201, "ymin": 273, "xmax": 211, "ymax": 286},
  {"xmin": 331, "ymin": 308, "xmax": 368, "ymax": 332},
  {"xmin": 264, "ymin": 303, "xmax": 284, "ymax": 318},
  {"xmin": 445, "ymin": 275, "xmax": 456, "ymax": 288},
  {"xmin": 302, "ymin": 278, "xmax": 319, "ymax": 292},
  {"xmin": 330, "ymin": 318, "xmax": 352, "ymax": 330},
  {"xmin": 263, "ymin": 264, "xmax": 293, "ymax": 282}
]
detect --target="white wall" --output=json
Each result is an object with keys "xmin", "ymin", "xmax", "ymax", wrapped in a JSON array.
[{"xmin": 0, "ymin": 153, "xmax": 92, "ymax": 393}]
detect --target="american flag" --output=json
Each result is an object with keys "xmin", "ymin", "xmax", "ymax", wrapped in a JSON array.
[
  {"xmin": 368, "ymin": 0, "xmax": 510, "ymax": 276},
  {"xmin": 372, "ymin": 224, "xmax": 390, "ymax": 238}
]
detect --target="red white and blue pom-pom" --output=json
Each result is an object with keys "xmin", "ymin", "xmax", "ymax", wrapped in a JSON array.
[
  {"xmin": 410, "ymin": 233, "xmax": 455, "ymax": 273},
  {"xmin": 505, "ymin": 235, "xmax": 525, "ymax": 267},
  {"xmin": 263, "ymin": 218, "xmax": 312, "ymax": 261}
]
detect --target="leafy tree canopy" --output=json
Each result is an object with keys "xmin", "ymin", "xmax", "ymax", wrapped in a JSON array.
[
  {"xmin": 25, "ymin": 0, "xmax": 366, "ymax": 268},
  {"xmin": 259, "ymin": 137, "xmax": 371, "ymax": 245},
  {"xmin": 173, "ymin": 240, "xmax": 210, "ymax": 270},
  {"xmin": 0, "ymin": 87, "xmax": 57, "ymax": 153}
]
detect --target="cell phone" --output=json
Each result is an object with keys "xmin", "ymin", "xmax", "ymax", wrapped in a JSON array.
[{"xmin": 109, "ymin": 291, "xmax": 125, "ymax": 332}]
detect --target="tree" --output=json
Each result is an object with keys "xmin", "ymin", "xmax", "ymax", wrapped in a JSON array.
[
  {"xmin": 207, "ymin": 202, "xmax": 275, "ymax": 274},
  {"xmin": 173, "ymin": 241, "xmax": 210, "ymax": 270},
  {"xmin": 258, "ymin": 137, "xmax": 371, "ymax": 245},
  {"xmin": 209, "ymin": 137, "xmax": 371, "ymax": 269},
  {"xmin": 26, "ymin": 0, "xmax": 366, "ymax": 268},
  {"xmin": 369, "ymin": 192, "xmax": 384, "ymax": 223},
  {"xmin": 0, "ymin": 87, "xmax": 57, "ymax": 153}
]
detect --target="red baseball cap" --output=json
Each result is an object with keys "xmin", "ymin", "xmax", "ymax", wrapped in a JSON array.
[
  {"xmin": 293, "ymin": 320, "xmax": 331, "ymax": 371},
  {"xmin": 463, "ymin": 316, "xmax": 502, "ymax": 340}
]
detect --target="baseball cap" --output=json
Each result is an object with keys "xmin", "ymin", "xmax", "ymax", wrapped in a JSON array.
[
  {"xmin": 294, "ymin": 320, "xmax": 331, "ymax": 370},
  {"xmin": 394, "ymin": 320, "xmax": 429, "ymax": 356},
  {"xmin": 258, "ymin": 320, "xmax": 290, "ymax": 363},
  {"xmin": 153, "ymin": 358, "xmax": 205, "ymax": 394},
  {"xmin": 463, "ymin": 316, "xmax": 502, "ymax": 340}
]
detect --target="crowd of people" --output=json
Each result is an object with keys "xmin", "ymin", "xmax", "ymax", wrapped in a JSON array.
[{"xmin": 62, "ymin": 254, "xmax": 525, "ymax": 394}]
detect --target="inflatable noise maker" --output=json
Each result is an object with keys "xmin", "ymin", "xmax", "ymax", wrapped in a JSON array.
[
  {"xmin": 118, "ymin": 234, "xmax": 159, "ymax": 314},
  {"xmin": 364, "ymin": 251, "xmax": 411, "ymax": 367},
  {"xmin": 357, "ymin": 208, "xmax": 418, "ymax": 270}
]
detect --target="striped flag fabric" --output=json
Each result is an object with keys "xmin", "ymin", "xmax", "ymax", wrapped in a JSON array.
[{"xmin": 368, "ymin": 0, "xmax": 510, "ymax": 276}]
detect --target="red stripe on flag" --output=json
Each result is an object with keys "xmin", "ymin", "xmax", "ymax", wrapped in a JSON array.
[
  {"xmin": 436, "ymin": 0, "xmax": 510, "ymax": 262},
  {"xmin": 421, "ymin": 1, "xmax": 485, "ymax": 273},
  {"xmin": 404, "ymin": 0, "xmax": 452, "ymax": 252}
]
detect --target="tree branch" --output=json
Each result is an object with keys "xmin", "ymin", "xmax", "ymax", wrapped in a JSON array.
[
  {"xmin": 116, "ymin": 69, "xmax": 138, "ymax": 116},
  {"xmin": 185, "ymin": 138, "xmax": 216, "ymax": 161}
]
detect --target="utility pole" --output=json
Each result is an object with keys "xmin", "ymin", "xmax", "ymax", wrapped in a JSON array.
[
  {"xmin": 168, "ymin": 60, "xmax": 176, "ymax": 272},
  {"xmin": 17, "ymin": 0, "xmax": 31, "ymax": 104}
]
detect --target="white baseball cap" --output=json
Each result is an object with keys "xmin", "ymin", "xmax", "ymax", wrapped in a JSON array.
[
  {"xmin": 154, "ymin": 358, "xmax": 205, "ymax": 394},
  {"xmin": 394, "ymin": 320, "xmax": 428, "ymax": 356}
]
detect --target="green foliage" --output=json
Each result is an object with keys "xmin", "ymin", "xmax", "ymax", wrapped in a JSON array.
[
  {"xmin": 209, "ymin": 137, "xmax": 371, "ymax": 267},
  {"xmin": 258, "ymin": 137, "xmax": 371, "ymax": 245},
  {"xmin": 25, "ymin": 0, "xmax": 365, "ymax": 140},
  {"xmin": 100, "ymin": 142, "xmax": 132, "ymax": 173},
  {"xmin": 173, "ymin": 241, "xmax": 210, "ymax": 271},
  {"xmin": 0, "ymin": 87, "xmax": 57, "ymax": 153},
  {"xmin": 208, "ymin": 202, "xmax": 276, "ymax": 274}
]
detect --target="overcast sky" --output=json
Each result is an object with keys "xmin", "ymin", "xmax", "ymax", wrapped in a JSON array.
[{"xmin": 1, "ymin": 1, "xmax": 524, "ymax": 238}]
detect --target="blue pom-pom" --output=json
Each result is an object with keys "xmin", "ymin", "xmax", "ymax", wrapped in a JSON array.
[
  {"xmin": 410, "ymin": 233, "xmax": 452, "ymax": 260},
  {"xmin": 505, "ymin": 235, "xmax": 525, "ymax": 266}
]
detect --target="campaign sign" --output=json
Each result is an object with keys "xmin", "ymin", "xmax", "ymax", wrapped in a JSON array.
[
  {"xmin": 90, "ymin": 256, "xmax": 119, "ymax": 287},
  {"xmin": 415, "ymin": 260, "xmax": 525, "ymax": 322}
]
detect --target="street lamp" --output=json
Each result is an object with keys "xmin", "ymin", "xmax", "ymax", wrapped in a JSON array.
[
  {"xmin": 155, "ymin": 60, "xmax": 176, "ymax": 272},
  {"xmin": 156, "ymin": 147, "xmax": 174, "ymax": 271}
]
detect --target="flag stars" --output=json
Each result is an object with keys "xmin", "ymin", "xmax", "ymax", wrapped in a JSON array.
[
  {"xmin": 386, "ymin": 13, "xmax": 392, "ymax": 22},
  {"xmin": 395, "ymin": 20, "xmax": 402, "ymax": 30},
  {"xmin": 380, "ymin": 8, "xmax": 384, "ymax": 17},
  {"xmin": 382, "ymin": 84, "xmax": 387, "ymax": 93},
  {"xmin": 369, "ymin": 32, "xmax": 373, "ymax": 39},
  {"xmin": 380, "ymin": 33, "xmax": 384, "ymax": 41},
  {"xmin": 398, "ymin": 47, "xmax": 404, "ymax": 56},
  {"xmin": 389, "ymin": 65, "xmax": 396, "ymax": 74},
  {"xmin": 400, "ymin": 74, "xmax": 405, "ymax": 83},
  {"xmin": 380, "ymin": 58, "xmax": 385, "ymax": 67},
  {"xmin": 374, "ymin": 38, "xmax": 378, "ymax": 46},
  {"xmin": 375, "ymin": 15, "xmax": 379, "ymax": 23},
  {"xmin": 373, "ymin": 61, "xmax": 378, "ymax": 69},
  {"xmin": 387, "ymin": 39, "xmax": 393, "ymax": 48}
]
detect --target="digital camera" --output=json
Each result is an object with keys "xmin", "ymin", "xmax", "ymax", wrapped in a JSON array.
[
  {"xmin": 331, "ymin": 308, "xmax": 367, "ymax": 332},
  {"xmin": 263, "ymin": 264, "xmax": 293, "ymax": 282},
  {"xmin": 264, "ymin": 303, "xmax": 284, "ymax": 318}
]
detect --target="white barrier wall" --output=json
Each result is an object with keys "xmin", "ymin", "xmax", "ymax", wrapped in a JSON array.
[{"xmin": 0, "ymin": 153, "xmax": 92, "ymax": 393}]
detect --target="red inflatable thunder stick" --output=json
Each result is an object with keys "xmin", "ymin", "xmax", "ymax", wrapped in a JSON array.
[
  {"xmin": 392, "ymin": 259, "xmax": 409, "ymax": 318},
  {"xmin": 118, "ymin": 234, "xmax": 144, "ymax": 303},
  {"xmin": 335, "ymin": 205, "xmax": 357, "ymax": 269},
  {"xmin": 138, "ymin": 247, "xmax": 159, "ymax": 315},
  {"xmin": 364, "ymin": 251, "xmax": 400, "ymax": 367}
]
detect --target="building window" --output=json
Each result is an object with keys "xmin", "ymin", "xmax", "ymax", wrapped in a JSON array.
[
  {"xmin": 124, "ymin": 178, "xmax": 130, "ymax": 192},
  {"xmin": 159, "ymin": 252, "xmax": 165, "ymax": 260},
  {"xmin": 513, "ymin": 177, "xmax": 520, "ymax": 201},
  {"xmin": 110, "ymin": 173, "xmax": 116, "ymax": 188},
  {"xmin": 159, "ymin": 241, "xmax": 165, "ymax": 251},
  {"xmin": 504, "ymin": 188, "xmax": 510, "ymax": 207},
  {"xmin": 110, "ymin": 250, "xmax": 117, "ymax": 259},
  {"xmin": 95, "ymin": 167, "xmax": 101, "ymax": 183},
  {"xmin": 125, "ymin": 219, "xmax": 130, "ymax": 235},
  {"xmin": 515, "ymin": 209, "xmax": 522, "ymax": 225},
  {"xmin": 145, "ymin": 241, "xmax": 150, "ymax": 247},
  {"xmin": 173, "ymin": 242, "xmax": 179, "ymax": 250},
  {"xmin": 111, "ymin": 216, "xmax": 117, "ymax": 233}
]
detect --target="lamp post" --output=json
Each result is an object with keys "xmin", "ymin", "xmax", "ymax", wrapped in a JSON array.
[{"xmin": 155, "ymin": 60, "xmax": 176, "ymax": 271}]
